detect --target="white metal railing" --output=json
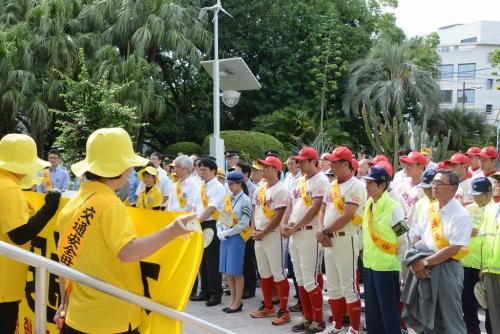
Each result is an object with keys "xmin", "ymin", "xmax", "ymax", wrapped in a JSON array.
[{"xmin": 0, "ymin": 240, "xmax": 234, "ymax": 334}]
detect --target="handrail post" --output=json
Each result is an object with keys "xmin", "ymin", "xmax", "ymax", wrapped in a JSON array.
[{"xmin": 35, "ymin": 266, "xmax": 47, "ymax": 334}]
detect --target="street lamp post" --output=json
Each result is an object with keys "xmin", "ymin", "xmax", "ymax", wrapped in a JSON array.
[{"xmin": 200, "ymin": 1, "xmax": 231, "ymax": 169}]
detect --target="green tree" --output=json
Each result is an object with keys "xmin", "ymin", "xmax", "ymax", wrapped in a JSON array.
[
  {"xmin": 53, "ymin": 50, "xmax": 139, "ymax": 166},
  {"xmin": 343, "ymin": 38, "xmax": 441, "ymax": 165},
  {"xmin": 427, "ymin": 107, "xmax": 495, "ymax": 151}
]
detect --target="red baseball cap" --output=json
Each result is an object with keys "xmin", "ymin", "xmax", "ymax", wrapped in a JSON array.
[
  {"xmin": 479, "ymin": 146, "xmax": 499, "ymax": 159},
  {"xmin": 257, "ymin": 156, "xmax": 282, "ymax": 171},
  {"xmin": 368, "ymin": 154, "xmax": 389, "ymax": 166},
  {"xmin": 376, "ymin": 161, "xmax": 393, "ymax": 178},
  {"xmin": 444, "ymin": 153, "xmax": 470, "ymax": 166},
  {"xmin": 351, "ymin": 158, "xmax": 359, "ymax": 171},
  {"xmin": 325, "ymin": 146, "xmax": 353, "ymax": 162},
  {"xmin": 436, "ymin": 161, "xmax": 447, "ymax": 171},
  {"xmin": 400, "ymin": 151, "xmax": 427, "ymax": 165},
  {"xmin": 466, "ymin": 147, "xmax": 481, "ymax": 156},
  {"xmin": 293, "ymin": 147, "xmax": 319, "ymax": 160}
]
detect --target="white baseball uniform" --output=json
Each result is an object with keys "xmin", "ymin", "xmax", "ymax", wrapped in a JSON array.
[
  {"xmin": 322, "ymin": 177, "xmax": 366, "ymax": 303},
  {"xmin": 288, "ymin": 172, "xmax": 329, "ymax": 292},
  {"xmin": 253, "ymin": 182, "xmax": 289, "ymax": 281}
]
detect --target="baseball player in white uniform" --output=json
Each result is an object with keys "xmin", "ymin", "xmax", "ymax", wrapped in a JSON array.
[
  {"xmin": 317, "ymin": 147, "xmax": 367, "ymax": 334},
  {"xmin": 281, "ymin": 147, "xmax": 330, "ymax": 333},
  {"xmin": 249, "ymin": 156, "xmax": 291, "ymax": 325}
]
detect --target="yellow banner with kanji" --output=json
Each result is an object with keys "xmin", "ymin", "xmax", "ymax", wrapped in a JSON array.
[{"xmin": 16, "ymin": 191, "xmax": 203, "ymax": 334}]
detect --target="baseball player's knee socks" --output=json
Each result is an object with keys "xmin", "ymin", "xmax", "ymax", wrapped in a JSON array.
[
  {"xmin": 261, "ymin": 277, "xmax": 274, "ymax": 309},
  {"xmin": 308, "ymin": 286, "xmax": 324, "ymax": 323},
  {"xmin": 276, "ymin": 279, "xmax": 290, "ymax": 310},
  {"xmin": 346, "ymin": 300, "xmax": 361, "ymax": 331},
  {"xmin": 298, "ymin": 286, "xmax": 313, "ymax": 321},
  {"xmin": 317, "ymin": 273, "xmax": 324, "ymax": 291},
  {"xmin": 328, "ymin": 298, "xmax": 345, "ymax": 328}
]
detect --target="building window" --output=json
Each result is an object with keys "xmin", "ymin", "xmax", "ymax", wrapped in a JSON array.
[
  {"xmin": 461, "ymin": 37, "xmax": 477, "ymax": 43},
  {"xmin": 458, "ymin": 63, "xmax": 476, "ymax": 78},
  {"xmin": 440, "ymin": 90, "xmax": 453, "ymax": 103},
  {"xmin": 486, "ymin": 104, "xmax": 493, "ymax": 114},
  {"xmin": 438, "ymin": 64, "xmax": 453, "ymax": 78},
  {"xmin": 487, "ymin": 79, "xmax": 494, "ymax": 89},
  {"xmin": 457, "ymin": 89, "xmax": 475, "ymax": 103}
]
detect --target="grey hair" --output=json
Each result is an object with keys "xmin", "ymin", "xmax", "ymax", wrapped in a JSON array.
[
  {"xmin": 174, "ymin": 155, "xmax": 193, "ymax": 173},
  {"xmin": 437, "ymin": 169, "xmax": 459, "ymax": 186}
]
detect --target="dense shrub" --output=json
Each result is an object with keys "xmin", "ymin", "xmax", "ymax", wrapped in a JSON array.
[
  {"xmin": 166, "ymin": 141, "xmax": 202, "ymax": 156},
  {"xmin": 202, "ymin": 130, "xmax": 285, "ymax": 162}
]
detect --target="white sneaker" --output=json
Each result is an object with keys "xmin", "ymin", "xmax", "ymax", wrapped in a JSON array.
[
  {"xmin": 346, "ymin": 327, "xmax": 359, "ymax": 334},
  {"xmin": 318, "ymin": 322, "xmax": 344, "ymax": 334}
]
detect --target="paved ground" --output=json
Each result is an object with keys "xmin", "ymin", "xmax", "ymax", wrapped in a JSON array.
[{"xmin": 183, "ymin": 279, "xmax": 488, "ymax": 333}]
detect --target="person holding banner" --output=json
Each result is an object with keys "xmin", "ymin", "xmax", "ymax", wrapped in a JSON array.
[
  {"xmin": 217, "ymin": 171, "xmax": 252, "ymax": 313},
  {"xmin": 0, "ymin": 134, "xmax": 61, "ymax": 334},
  {"xmin": 402, "ymin": 169, "xmax": 472, "ymax": 333},
  {"xmin": 55, "ymin": 128, "xmax": 192, "ymax": 334},
  {"xmin": 37, "ymin": 148, "xmax": 70, "ymax": 193}
]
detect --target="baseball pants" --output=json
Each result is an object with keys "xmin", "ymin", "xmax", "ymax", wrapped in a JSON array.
[{"xmin": 255, "ymin": 230, "xmax": 286, "ymax": 281}]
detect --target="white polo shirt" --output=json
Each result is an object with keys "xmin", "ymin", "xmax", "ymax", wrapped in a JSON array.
[
  {"xmin": 253, "ymin": 181, "xmax": 289, "ymax": 230},
  {"xmin": 322, "ymin": 176, "xmax": 367, "ymax": 234},
  {"xmin": 289, "ymin": 172, "xmax": 329, "ymax": 227},
  {"xmin": 167, "ymin": 176, "xmax": 199, "ymax": 212},
  {"xmin": 195, "ymin": 177, "xmax": 226, "ymax": 221},
  {"xmin": 455, "ymin": 178, "xmax": 474, "ymax": 206},
  {"xmin": 412, "ymin": 198, "xmax": 472, "ymax": 252},
  {"xmin": 393, "ymin": 178, "xmax": 424, "ymax": 216}
]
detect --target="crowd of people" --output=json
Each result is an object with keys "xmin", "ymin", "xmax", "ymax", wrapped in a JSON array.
[{"xmin": 1, "ymin": 127, "xmax": 500, "ymax": 334}]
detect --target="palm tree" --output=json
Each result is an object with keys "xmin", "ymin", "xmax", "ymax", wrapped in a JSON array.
[{"xmin": 342, "ymin": 39, "xmax": 441, "ymax": 165}]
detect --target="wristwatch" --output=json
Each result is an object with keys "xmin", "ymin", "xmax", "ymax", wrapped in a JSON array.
[{"xmin": 322, "ymin": 227, "xmax": 330, "ymax": 237}]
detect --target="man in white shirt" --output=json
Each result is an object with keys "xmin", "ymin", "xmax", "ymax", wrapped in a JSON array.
[
  {"xmin": 465, "ymin": 147, "xmax": 482, "ymax": 178},
  {"xmin": 317, "ymin": 147, "xmax": 367, "ymax": 334},
  {"xmin": 281, "ymin": 147, "xmax": 329, "ymax": 333},
  {"xmin": 190, "ymin": 157, "xmax": 226, "ymax": 306},
  {"xmin": 444, "ymin": 153, "xmax": 473, "ymax": 206},
  {"xmin": 250, "ymin": 156, "xmax": 291, "ymax": 325},
  {"xmin": 319, "ymin": 153, "xmax": 332, "ymax": 175},
  {"xmin": 408, "ymin": 170, "xmax": 472, "ymax": 333},
  {"xmin": 167, "ymin": 155, "xmax": 198, "ymax": 212},
  {"xmin": 393, "ymin": 151, "xmax": 426, "ymax": 216},
  {"xmin": 391, "ymin": 149, "xmax": 412, "ymax": 189}
]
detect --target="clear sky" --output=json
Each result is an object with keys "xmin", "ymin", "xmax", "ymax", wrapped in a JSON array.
[{"xmin": 391, "ymin": 0, "xmax": 500, "ymax": 37}]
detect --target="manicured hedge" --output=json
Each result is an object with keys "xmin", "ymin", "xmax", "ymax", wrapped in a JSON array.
[
  {"xmin": 166, "ymin": 141, "xmax": 202, "ymax": 156},
  {"xmin": 202, "ymin": 130, "xmax": 285, "ymax": 162}
]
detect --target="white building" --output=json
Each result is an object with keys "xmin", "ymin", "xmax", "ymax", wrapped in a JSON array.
[{"xmin": 437, "ymin": 21, "xmax": 500, "ymax": 124}]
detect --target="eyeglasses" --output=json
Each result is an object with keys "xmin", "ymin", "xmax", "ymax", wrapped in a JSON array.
[{"xmin": 431, "ymin": 181, "xmax": 455, "ymax": 186}]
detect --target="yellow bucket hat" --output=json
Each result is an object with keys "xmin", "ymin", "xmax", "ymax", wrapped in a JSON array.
[
  {"xmin": 138, "ymin": 166, "xmax": 159, "ymax": 185},
  {"xmin": 216, "ymin": 168, "xmax": 226, "ymax": 178},
  {"xmin": 20, "ymin": 174, "xmax": 43, "ymax": 190},
  {"xmin": 0, "ymin": 134, "xmax": 50, "ymax": 174},
  {"xmin": 71, "ymin": 128, "xmax": 149, "ymax": 177}
]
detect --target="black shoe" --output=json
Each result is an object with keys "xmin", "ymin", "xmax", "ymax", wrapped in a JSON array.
[
  {"xmin": 222, "ymin": 306, "xmax": 230, "ymax": 312},
  {"xmin": 190, "ymin": 293, "xmax": 210, "ymax": 302},
  {"xmin": 291, "ymin": 320, "xmax": 311, "ymax": 332},
  {"xmin": 205, "ymin": 296, "xmax": 221, "ymax": 307},
  {"xmin": 242, "ymin": 290, "xmax": 255, "ymax": 299},
  {"xmin": 225, "ymin": 303, "xmax": 243, "ymax": 313}
]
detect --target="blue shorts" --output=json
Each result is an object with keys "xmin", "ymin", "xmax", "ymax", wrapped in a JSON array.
[{"xmin": 219, "ymin": 234, "xmax": 245, "ymax": 276}]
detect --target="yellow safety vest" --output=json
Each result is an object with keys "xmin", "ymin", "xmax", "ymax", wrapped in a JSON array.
[
  {"xmin": 480, "ymin": 203, "xmax": 500, "ymax": 274},
  {"xmin": 362, "ymin": 192, "xmax": 401, "ymax": 272},
  {"xmin": 462, "ymin": 202, "xmax": 491, "ymax": 269}
]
